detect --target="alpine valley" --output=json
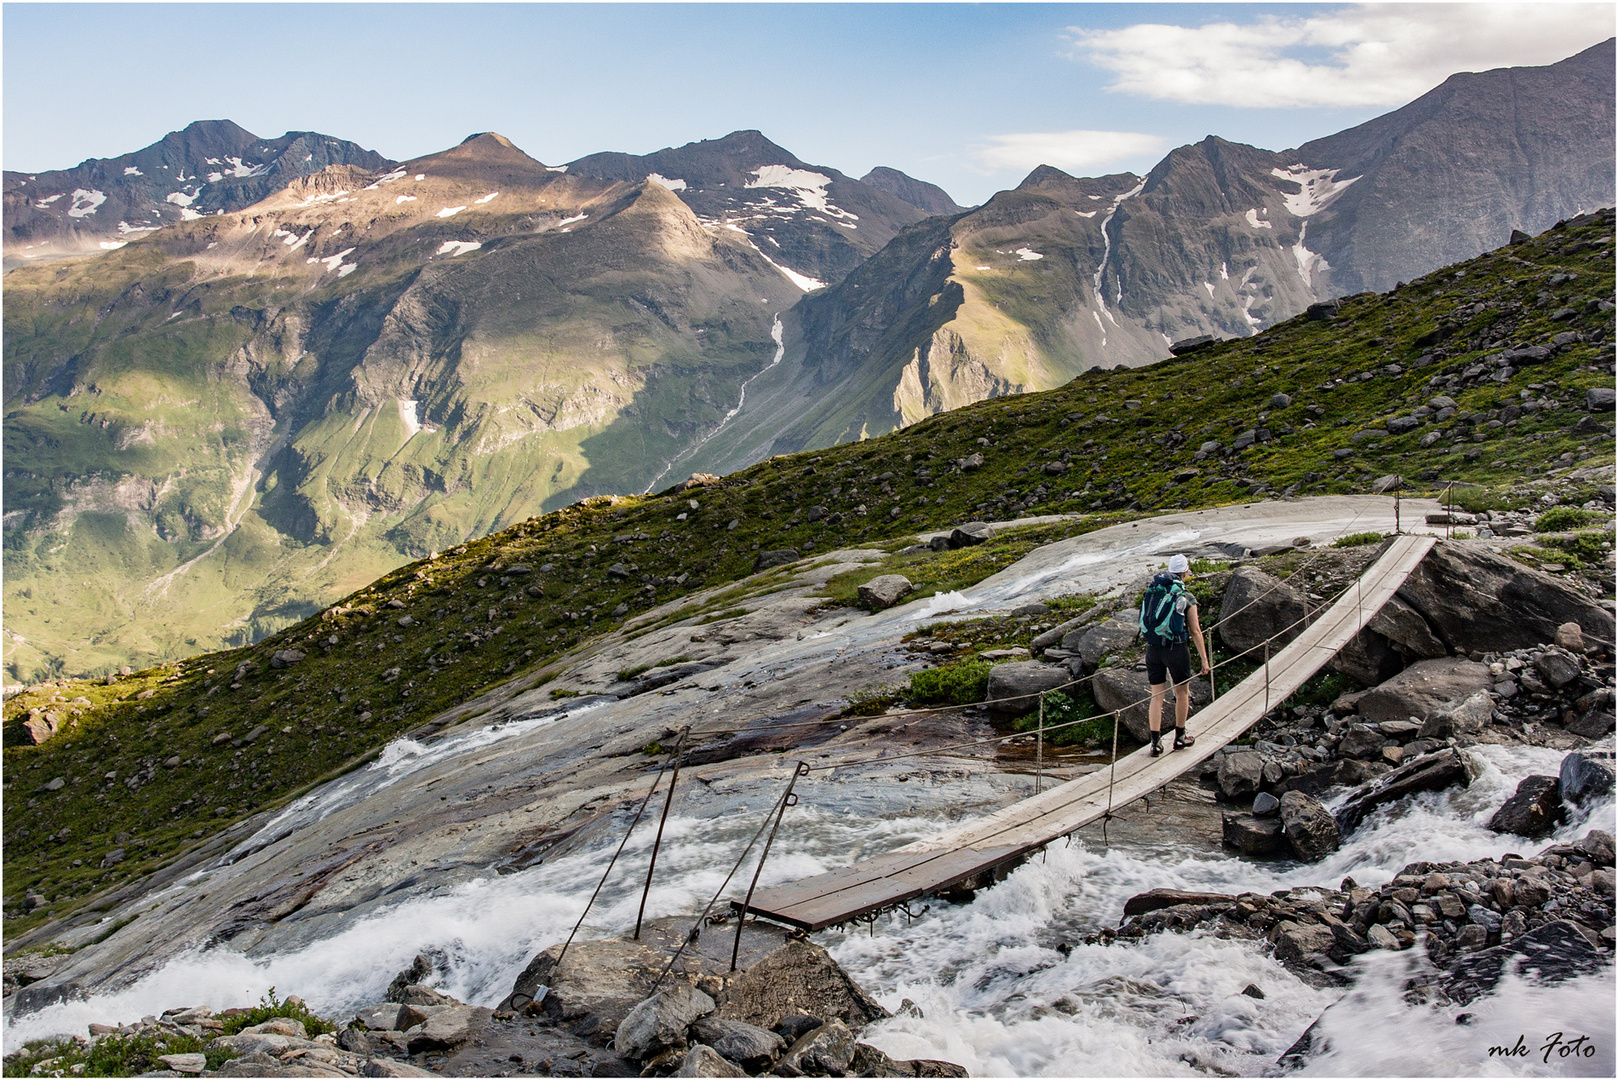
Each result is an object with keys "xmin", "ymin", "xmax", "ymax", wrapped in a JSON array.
[{"xmin": 3, "ymin": 40, "xmax": 1613, "ymax": 684}]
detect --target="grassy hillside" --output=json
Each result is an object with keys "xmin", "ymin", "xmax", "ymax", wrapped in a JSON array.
[{"xmin": 4, "ymin": 211, "xmax": 1612, "ymax": 930}]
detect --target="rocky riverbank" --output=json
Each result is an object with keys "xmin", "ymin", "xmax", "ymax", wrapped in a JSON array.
[{"xmin": 3, "ymin": 924, "xmax": 963, "ymax": 1079}]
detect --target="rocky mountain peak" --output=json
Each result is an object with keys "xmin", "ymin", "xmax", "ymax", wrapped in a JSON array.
[{"xmin": 860, "ymin": 166, "xmax": 964, "ymax": 216}]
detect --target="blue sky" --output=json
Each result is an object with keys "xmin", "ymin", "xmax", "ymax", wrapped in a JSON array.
[{"xmin": 4, "ymin": 3, "xmax": 1612, "ymax": 205}]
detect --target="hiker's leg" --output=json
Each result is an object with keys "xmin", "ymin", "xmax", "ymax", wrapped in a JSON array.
[
  {"xmin": 1149, "ymin": 682, "xmax": 1165, "ymax": 733},
  {"xmin": 1145, "ymin": 644, "xmax": 1168, "ymax": 734},
  {"xmin": 1175, "ymin": 681, "xmax": 1191, "ymax": 728}
]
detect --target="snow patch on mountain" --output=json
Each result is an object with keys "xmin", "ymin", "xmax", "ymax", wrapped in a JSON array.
[
  {"xmin": 1291, "ymin": 220, "xmax": 1332, "ymax": 287},
  {"xmin": 747, "ymin": 240, "xmax": 824, "ymax": 291},
  {"xmin": 1271, "ymin": 165, "xmax": 1359, "ymax": 218},
  {"xmin": 437, "ymin": 206, "xmax": 468, "ymax": 218},
  {"xmin": 396, "ymin": 195, "xmax": 417, "ymax": 204},
  {"xmin": 1074, "ymin": 209, "xmax": 1097, "ymax": 219},
  {"xmin": 1245, "ymin": 208, "xmax": 1272, "ymax": 229},
  {"xmin": 558, "ymin": 213, "xmax": 588, "ymax": 228},
  {"xmin": 124, "ymin": 166, "xmax": 142, "ymax": 176},
  {"xmin": 166, "ymin": 191, "xmax": 196, "ymax": 207},
  {"xmin": 647, "ymin": 174, "xmax": 687, "ymax": 192},
  {"xmin": 474, "ymin": 192, "xmax": 500, "ymax": 204},
  {"xmin": 746, "ymin": 165, "xmax": 858, "ymax": 221},
  {"xmin": 68, "ymin": 189, "xmax": 106, "ymax": 218},
  {"xmin": 34, "ymin": 193, "xmax": 62, "ymax": 208},
  {"xmin": 312, "ymin": 247, "xmax": 356, "ymax": 275},
  {"xmin": 1016, "ymin": 248, "xmax": 1044, "ymax": 261},
  {"xmin": 436, "ymin": 241, "xmax": 482, "ymax": 257}
]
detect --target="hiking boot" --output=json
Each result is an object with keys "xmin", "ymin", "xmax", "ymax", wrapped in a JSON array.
[
  {"xmin": 1173, "ymin": 729, "xmax": 1195, "ymax": 751},
  {"xmin": 1150, "ymin": 735, "xmax": 1163, "ymax": 757}
]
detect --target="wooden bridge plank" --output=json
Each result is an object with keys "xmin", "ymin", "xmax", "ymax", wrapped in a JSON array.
[{"xmin": 739, "ymin": 535, "xmax": 1435, "ymax": 931}]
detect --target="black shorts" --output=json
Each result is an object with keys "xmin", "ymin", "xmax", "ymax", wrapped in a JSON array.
[{"xmin": 1145, "ymin": 641, "xmax": 1192, "ymax": 686}]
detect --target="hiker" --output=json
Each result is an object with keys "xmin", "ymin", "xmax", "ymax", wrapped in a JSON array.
[{"xmin": 1140, "ymin": 553, "xmax": 1211, "ymax": 756}]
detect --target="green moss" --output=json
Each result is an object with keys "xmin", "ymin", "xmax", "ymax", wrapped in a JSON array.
[
  {"xmin": 1536, "ymin": 507, "xmax": 1603, "ymax": 533},
  {"xmin": 1333, "ymin": 531, "xmax": 1388, "ymax": 548},
  {"xmin": 908, "ymin": 659, "xmax": 991, "ymax": 707}
]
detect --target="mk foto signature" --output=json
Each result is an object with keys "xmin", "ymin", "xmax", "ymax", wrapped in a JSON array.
[{"xmin": 1489, "ymin": 1032, "xmax": 1599, "ymax": 1063}]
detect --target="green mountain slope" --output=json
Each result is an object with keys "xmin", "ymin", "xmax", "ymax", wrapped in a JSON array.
[
  {"xmin": 3, "ymin": 134, "xmax": 804, "ymax": 683},
  {"xmin": 4, "ymin": 211, "xmax": 1612, "ymax": 927}
]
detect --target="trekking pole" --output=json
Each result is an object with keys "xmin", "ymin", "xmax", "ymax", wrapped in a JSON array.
[{"xmin": 1035, "ymin": 694, "xmax": 1045, "ymax": 795}]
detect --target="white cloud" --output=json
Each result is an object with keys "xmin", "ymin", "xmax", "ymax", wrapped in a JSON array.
[
  {"xmin": 1068, "ymin": 4, "xmax": 1613, "ymax": 108},
  {"xmin": 974, "ymin": 129, "xmax": 1168, "ymax": 174}
]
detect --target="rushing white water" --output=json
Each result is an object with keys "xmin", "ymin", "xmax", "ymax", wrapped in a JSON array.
[{"xmin": 9, "ymin": 729, "xmax": 1611, "ymax": 1078}]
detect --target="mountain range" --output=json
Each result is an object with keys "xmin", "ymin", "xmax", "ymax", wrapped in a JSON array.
[{"xmin": 3, "ymin": 40, "xmax": 1613, "ymax": 684}]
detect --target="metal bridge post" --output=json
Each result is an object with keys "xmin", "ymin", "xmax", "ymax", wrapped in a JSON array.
[
  {"xmin": 634, "ymin": 727, "xmax": 688, "ymax": 940},
  {"xmin": 730, "ymin": 761, "xmax": 810, "ymax": 972}
]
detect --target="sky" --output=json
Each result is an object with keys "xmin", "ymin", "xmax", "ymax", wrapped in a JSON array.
[{"xmin": 3, "ymin": 3, "xmax": 1614, "ymax": 206}]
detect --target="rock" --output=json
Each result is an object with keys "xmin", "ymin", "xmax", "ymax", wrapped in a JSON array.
[
  {"xmin": 1335, "ymin": 748, "xmax": 1476, "ymax": 833},
  {"xmin": 858, "ymin": 575, "xmax": 913, "ymax": 612},
  {"xmin": 21, "ymin": 713, "xmax": 59, "ymax": 745},
  {"xmin": 1396, "ymin": 542, "xmax": 1616, "ymax": 653},
  {"xmin": 156, "ymin": 1054, "xmax": 206, "ymax": 1075},
  {"xmin": 270, "ymin": 648, "xmax": 306, "ymax": 668},
  {"xmin": 1587, "ymin": 387, "xmax": 1617, "ymax": 411},
  {"xmin": 947, "ymin": 522, "xmax": 992, "ymax": 548},
  {"xmin": 1272, "ymin": 922, "xmax": 1334, "ymax": 966},
  {"xmin": 675, "ymin": 1045, "xmax": 747, "ymax": 1077},
  {"xmin": 1555, "ymin": 622, "xmax": 1586, "ymax": 652},
  {"xmin": 1565, "ymin": 689, "xmax": 1616, "ymax": 737},
  {"xmin": 353, "ymin": 1003, "xmax": 407, "ymax": 1031},
  {"xmin": 1336, "ymin": 724, "xmax": 1386, "ymax": 760},
  {"xmin": 1574, "ymin": 829, "xmax": 1616, "ymax": 868},
  {"xmin": 1032, "ymin": 607, "xmax": 1110, "ymax": 653},
  {"xmin": 208, "ymin": 1033, "xmax": 306, "ymax": 1056},
  {"xmin": 1280, "ymin": 791, "xmax": 1340, "ymax": 861},
  {"xmin": 1533, "ymin": 648, "xmax": 1580, "ymax": 688},
  {"xmin": 1070, "ymin": 613, "xmax": 1139, "ymax": 669},
  {"xmin": 398, "ymin": 983, "xmax": 458, "ymax": 1007},
  {"xmin": 408, "ymin": 1004, "xmax": 490, "ymax": 1052},
  {"xmin": 361, "ymin": 1061, "xmax": 436, "ymax": 1078},
  {"xmin": 1417, "ymin": 689, "xmax": 1495, "ymax": 740},
  {"xmin": 690, "ymin": 1017, "xmax": 785, "ymax": 1072},
  {"xmin": 505, "ymin": 938, "xmax": 664, "ymax": 1040},
  {"xmin": 1329, "ymin": 630, "xmax": 1404, "ymax": 688},
  {"xmin": 775, "ymin": 1019, "xmax": 857, "ymax": 1077},
  {"xmin": 717, "ymin": 939, "xmax": 887, "ymax": 1031},
  {"xmin": 1121, "ymin": 889, "xmax": 1239, "ymax": 918},
  {"xmin": 242, "ymin": 1017, "xmax": 307, "ymax": 1037},
  {"xmin": 959, "ymin": 453, "xmax": 985, "ymax": 472},
  {"xmin": 1357, "ymin": 658, "xmax": 1492, "ymax": 724},
  {"xmin": 754, "ymin": 549, "xmax": 801, "ymax": 572},
  {"xmin": 1270, "ymin": 393, "xmax": 1293, "ymax": 409},
  {"xmin": 1440, "ymin": 920, "xmax": 1606, "ymax": 1006},
  {"xmin": 1367, "ymin": 924, "xmax": 1401, "ymax": 950},
  {"xmin": 1218, "ymin": 751, "xmax": 1265, "ymax": 799},
  {"xmin": 615, "ymin": 985, "xmax": 715, "ymax": 1060},
  {"xmin": 1218, "ymin": 567, "xmax": 1311, "ymax": 657},
  {"xmin": 985, "ymin": 661, "xmax": 1071, "ymax": 717},
  {"xmin": 775, "ymin": 1014, "xmax": 824, "ymax": 1042},
  {"xmin": 1223, "ymin": 814, "xmax": 1285, "ymax": 854},
  {"xmin": 1371, "ymin": 475, "xmax": 1403, "ymax": 494},
  {"xmin": 1364, "ymin": 595, "xmax": 1448, "ymax": 660},
  {"xmin": 1252, "ymin": 791, "xmax": 1281, "ymax": 816},
  {"xmin": 1487, "ymin": 775, "xmax": 1565, "ymax": 837},
  {"xmin": 1092, "ymin": 666, "xmax": 1210, "ymax": 743},
  {"xmin": 1560, "ymin": 750, "xmax": 1616, "ymax": 804}
]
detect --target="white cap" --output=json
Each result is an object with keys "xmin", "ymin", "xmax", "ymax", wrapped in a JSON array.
[{"xmin": 1168, "ymin": 554, "xmax": 1190, "ymax": 574}]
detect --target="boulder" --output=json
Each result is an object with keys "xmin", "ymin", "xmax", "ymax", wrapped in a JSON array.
[
  {"xmin": 948, "ymin": 522, "xmax": 992, "ymax": 548},
  {"xmin": 1252, "ymin": 791, "xmax": 1281, "ymax": 816},
  {"xmin": 614, "ymin": 985, "xmax": 716, "ymax": 1060},
  {"xmin": 1069, "ymin": 614, "xmax": 1139, "ymax": 669},
  {"xmin": 1440, "ymin": 920, "xmax": 1606, "ymax": 1006},
  {"xmin": 1356, "ymin": 658, "xmax": 1492, "ymax": 724},
  {"xmin": 1335, "ymin": 748, "xmax": 1477, "ymax": 833},
  {"xmin": 1396, "ymin": 542, "xmax": 1616, "ymax": 653},
  {"xmin": 1487, "ymin": 776, "xmax": 1565, "ymax": 838},
  {"xmin": 361, "ymin": 1061, "xmax": 436, "ymax": 1078},
  {"xmin": 690, "ymin": 1017, "xmax": 785, "ymax": 1072},
  {"xmin": 755, "ymin": 549, "xmax": 801, "ymax": 572},
  {"xmin": 157, "ymin": 1055, "xmax": 206, "ymax": 1075},
  {"xmin": 1336, "ymin": 724, "xmax": 1386, "ymax": 760},
  {"xmin": 775, "ymin": 1019, "xmax": 857, "ymax": 1077},
  {"xmin": 1533, "ymin": 648, "xmax": 1580, "ymax": 688},
  {"xmin": 1560, "ymin": 750, "xmax": 1616, "ymax": 804},
  {"xmin": 675, "ymin": 1045, "xmax": 747, "ymax": 1078},
  {"xmin": 1565, "ymin": 688, "xmax": 1616, "ymax": 737},
  {"xmin": 1574, "ymin": 829, "xmax": 1616, "ymax": 868},
  {"xmin": 1218, "ymin": 567, "xmax": 1311, "ymax": 657},
  {"xmin": 1555, "ymin": 622, "xmax": 1586, "ymax": 652},
  {"xmin": 504, "ymin": 938, "xmax": 664, "ymax": 1040},
  {"xmin": 1032, "ymin": 606, "xmax": 1111, "ymax": 653},
  {"xmin": 1272, "ymin": 922, "xmax": 1335, "ymax": 966},
  {"xmin": 353, "ymin": 1003, "xmax": 407, "ymax": 1031},
  {"xmin": 1092, "ymin": 667, "xmax": 1210, "ymax": 743},
  {"xmin": 858, "ymin": 575, "xmax": 913, "ymax": 611},
  {"xmin": 1329, "ymin": 628, "xmax": 1406, "ymax": 688},
  {"xmin": 717, "ymin": 939, "xmax": 887, "ymax": 1031},
  {"xmin": 1416, "ymin": 689, "xmax": 1495, "ymax": 740},
  {"xmin": 1121, "ymin": 889, "xmax": 1239, "ymax": 918},
  {"xmin": 1365, "ymin": 595, "xmax": 1448, "ymax": 659},
  {"xmin": 406, "ymin": 1004, "xmax": 490, "ymax": 1053},
  {"xmin": 270, "ymin": 648, "xmax": 306, "ymax": 668},
  {"xmin": 985, "ymin": 662, "xmax": 1071, "ymax": 717},
  {"xmin": 1217, "ymin": 751, "xmax": 1265, "ymax": 799},
  {"xmin": 1224, "ymin": 814, "xmax": 1285, "ymax": 854},
  {"xmin": 1279, "ymin": 791, "xmax": 1340, "ymax": 861},
  {"xmin": 21, "ymin": 713, "xmax": 59, "ymax": 745}
]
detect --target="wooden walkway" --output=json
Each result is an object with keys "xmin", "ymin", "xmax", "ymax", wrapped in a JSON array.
[{"xmin": 735, "ymin": 534, "xmax": 1437, "ymax": 931}]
